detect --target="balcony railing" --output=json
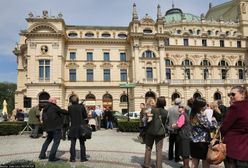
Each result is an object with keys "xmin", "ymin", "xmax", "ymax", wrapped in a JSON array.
[{"xmin": 162, "ymin": 79, "xmax": 246, "ymax": 85}]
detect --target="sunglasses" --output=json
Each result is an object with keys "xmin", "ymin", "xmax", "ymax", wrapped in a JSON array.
[{"xmin": 228, "ymin": 92, "xmax": 236, "ymax": 97}]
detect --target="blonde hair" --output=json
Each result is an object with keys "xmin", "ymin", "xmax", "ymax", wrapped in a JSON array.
[
  {"xmin": 209, "ymin": 102, "xmax": 221, "ymax": 113},
  {"xmin": 146, "ymin": 98, "xmax": 156, "ymax": 107}
]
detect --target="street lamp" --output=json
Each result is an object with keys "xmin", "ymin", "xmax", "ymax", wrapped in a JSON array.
[{"xmin": 119, "ymin": 83, "xmax": 136, "ymax": 121}]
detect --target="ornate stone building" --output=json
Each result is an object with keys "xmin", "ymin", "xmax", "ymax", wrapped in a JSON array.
[{"xmin": 14, "ymin": 0, "xmax": 248, "ymax": 113}]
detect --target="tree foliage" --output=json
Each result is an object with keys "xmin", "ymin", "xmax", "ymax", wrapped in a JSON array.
[{"xmin": 0, "ymin": 82, "xmax": 16, "ymax": 114}]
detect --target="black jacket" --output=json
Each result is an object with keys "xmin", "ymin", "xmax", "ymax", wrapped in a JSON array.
[
  {"xmin": 42, "ymin": 102, "xmax": 67, "ymax": 131},
  {"xmin": 68, "ymin": 104, "xmax": 88, "ymax": 138}
]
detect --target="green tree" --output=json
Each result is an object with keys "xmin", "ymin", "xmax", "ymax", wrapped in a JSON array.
[{"xmin": 0, "ymin": 82, "xmax": 16, "ymax": 114}]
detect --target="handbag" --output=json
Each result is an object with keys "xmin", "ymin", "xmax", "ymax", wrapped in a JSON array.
[
  {"xmin": 81, "ymin": 125, "xmax": 92, "ymax": 139},
  {"xmin": 206, "ymin": 128, "xmax": 226, "ymax": 165}
]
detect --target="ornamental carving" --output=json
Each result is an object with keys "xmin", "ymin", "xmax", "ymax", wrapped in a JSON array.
[
  {"xmin": 100, "ymin": 62, "xmax": 113, "ymax": 68},
  {"xmin": 66, "ymin": 62, "xmax": 79, "ymax": 69},
  {"xmin": 52, "ymin": 43, "xmax": 59, "ymax": 49},
  {"xmin": 242, "ymin": 3, "xmax": 246, "ymax": 14},
  {"xmin": 212, "ymin": 55, "xmax": 220, "ymax": 61},
  {"xmin": 140, "ymin": 14, "xmax": 155, "ymax": 25},
  {"xmin": 30, "ymin": 42, "xmax": 37, "ymax": 49},
  {"xmin": 117, "ymin": 62, "xmax": 129, "ymax": 68},
  {"xmin": 83, "ymin": 62, "xmax": 96, "ymax": 68},
  {"xmin": 227, "ymin": 55, "xmax": 236, "ymax": 62}
]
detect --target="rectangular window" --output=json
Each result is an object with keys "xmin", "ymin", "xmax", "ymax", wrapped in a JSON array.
[
  {"xmin": 185, "ymin": 68, "xmax": 190, "ymax": 79},
  {"xmin": 238, "ymin": 69, "xmax": 244, "ymax": 79},
  {"xmin": 69, "ymin": 69, "xmax": 76, "ymax": 81},
  {"xmin": 120, "ymin": 53, "xmax": 126, "ymax": 61},
  {"xmin": 39, "ymin": 60, "xmax": 50, "ymax": 80},
  {"xmin": 237, "ymin": 41, "xmax": 241, "ymax": 48},
  {"xmin": 87, "ymin": 52, "xmax": 93, "ymax": 61},
  {"xmin": 104, "ymin": 69, "xmax": 110, "ymax": 81},
  {"xmin": 220, "ymin": 40, "xmax": 225, "ymax": 47},
  {"xmin": 120, "ymin": 69, "xmax": 127, "ymax": 81},
  {"xmin": 221, "ymin": 69, "xmax": 227, "ymax": 79},
  {"xmin": 202, "ymin": 39, "xmax": 207, "ymax": 47},
  {"xmin": 203, "ymin": 69, "xmax": 208, "ymax": 80},
  {"xmin": 165, "ymin": 68, "xmax": 171, "ymax": 79},
  {"xmin": 183, "ymin": 39, "xmax": 189, "ymax": 46},
  {"xmin": 104, "ymin": 52, "xmax": 110, "ymax": 61},
  {"xmin": 70, "ymin": 52, "xmax": 76, "ymax": 60},
  {"xmin": 146, "ymin": 67, "xmax": 153, "ymax": 80},
  {"xmin": 87, "ymin": 69, "xmax": 94, "ymax": 81},
  {"xmin": 165, "ymin": 38, "xmax": 170, "ymax": 46}
]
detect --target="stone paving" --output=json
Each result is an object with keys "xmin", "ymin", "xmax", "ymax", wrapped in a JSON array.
[{"xmin": 0, "ymin": 129, "xmax": 224, "ymax": 168}]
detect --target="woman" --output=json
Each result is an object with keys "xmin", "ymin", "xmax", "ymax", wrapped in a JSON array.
[
  {"xmin": 190, "ymin": 97, "xmax": 212, "ymax": 168},
  {"xmin": 172, "ymin": 105, "xmax": 191, "ymax": 168},
  {"xmin": 68, "ymin": 95, "xmax": 88, "ymax": 162},
  {"xmin": 221, "ymin": 85, "xmax": 248, "ymax": 167},
  {"xmin": 143, "ymin": 97, "xmax": 168, "ymax": 168}
]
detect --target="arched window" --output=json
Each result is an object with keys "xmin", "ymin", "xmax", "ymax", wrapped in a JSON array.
[
  {"xmin": 214, "ymin": 92, "xmax": 221, "ymax": 100},
  {"xmin": 207, "ymin": 30, "xmax": 212, "ymax": 36},
  {"xmin": 200, "ymin": 59, "xmax": 211, "ymax": 66},
  {"xmin": 120, "ymin": 94, "xmax": 128, "ymax": 103},
  {"xmin": 215, "ymin": 31, "xmax": 219, "ymax": 36},
  {"xmin": 218, "ymin": 60, "xmax": 229, "ymax": 79},
  {"xmin": 165, "ymin": 59, "xmax": 173, "ymax": 66},
  {"xmin": 142, "ymin": 50, "xmax": 155, "ymax": 58},
  {"xmin": 86, "ymin": 94, "xmax": 96, "ymax": 100},
  {"xmin": 102, "ymin": 93, "xmax": 113, "ymax": 110},
  {"xmin": 39, "ymin": 92, "xmax": 50, "ymax": 107},
  {"xmin": 177, "ymin": 29, "xmax": 182, "ymax": 34},
  {"xmin": 197, "ymin": 29, "xmax": 201, "ymax": 35},
  {"xmin": 182, "ymin": 59, "xmax": 193, "ymax": 79},
  {"xmin": 236, "ymin": 60, "xmax": 245, "ymax": 80},
  {"xmin": 171, "ymin": 93, "xmax": 180, "ymax": 102},
  {"xmin": 189, "ymin": 29, "xmax": 193, "ymax": 34},
  {"xmin": 145, "ymin": 91, "xmax": 156, "ymax": 101},
  {"xmin": 193, "ymin": 92, "xmax": 201, "ymax": 99}
]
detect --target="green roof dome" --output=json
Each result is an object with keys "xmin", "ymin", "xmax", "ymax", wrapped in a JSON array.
[{"xmin": 164, "ymin": 8, "xmax": 200, "ymax": 23}]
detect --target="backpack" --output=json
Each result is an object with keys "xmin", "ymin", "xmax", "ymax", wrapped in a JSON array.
[{"xmin": 146, "ymin": 108, "xmax": 168, "ymax": 136}]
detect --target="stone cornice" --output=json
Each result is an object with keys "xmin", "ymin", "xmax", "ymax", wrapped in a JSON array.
[
  {"xmin": 165, "ymin": 46, "xmax": 247, "ymax": 53},
  {"xmin": 25, "ymin": 82, "xmax": 65, "ymax": 87},
  {"xmin": 66, "ymin": 38, "xmax": 128, "ymax": 45},
  {"xmin": 20, "ymin": 32, "xmax": 66, "ymax": 38},
  {"xmin": 66, "ymin": 25, "xmax": 128, "ymax": 30}
]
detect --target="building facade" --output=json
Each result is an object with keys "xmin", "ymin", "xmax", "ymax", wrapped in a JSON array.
[{"xmin": 14, "ymin": 0, "xmax": 248, "ymax": 112}]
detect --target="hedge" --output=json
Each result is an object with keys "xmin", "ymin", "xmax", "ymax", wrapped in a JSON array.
[
  {"xmin": 0, "ymin": 121, "xmax": 27, "ymax": 135},
  {"xmin": 117, "ymin": 120, "xmax": 140, "ymax": 132}
]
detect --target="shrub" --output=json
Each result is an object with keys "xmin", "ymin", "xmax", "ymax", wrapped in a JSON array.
[
  {"xmin": 0, "ymin": 121, "xmax": 26, "ymax": 135},
  {"xmin": 117, "ymin": 120, "xmax": 140, "ymax": 132}
]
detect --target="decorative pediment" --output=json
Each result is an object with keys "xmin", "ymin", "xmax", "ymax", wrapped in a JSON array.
[
  {"xmin": 66, "ymin": 62, "xmax": 79, "ymax": 69},
  {"xmin": 29, "ymin": 23, "xmax": 58, "ymax": 33},
  {"xmin": 117, "ymin": 62, "xmax": 129, "ymax": 68},
  {"xmin": 100, "ymin": 62, "xmax": 113, "ymax": 68},
  {"xmin": 83, "ymin": 62, "xmax": 96, "ymax": 68},
  {"xmin": 140, "ymin": 14, "xmax": 155, "ymax": 25}
]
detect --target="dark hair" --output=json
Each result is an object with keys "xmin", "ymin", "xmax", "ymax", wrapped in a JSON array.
[
  {"xmin": 187, "ymin": 98, "xmax": 194, "ymax": 108},
  {"xmin": 70, "ymin": 95, "xmax": 79, "ymax": 104},
  {"xmin": 156, "ymin": 96, "xmax": 166, "ymax": 108},
  {"xmin": 190, "ymin": 97, "xmax": 207, "ymax": 119},
  {"xmin": 140, "ymin": 103, "xmax": 145, "ymax": 106},
  {"xmin": 231, "ymin": 85, "xmax": 248, "ymax": 99}
]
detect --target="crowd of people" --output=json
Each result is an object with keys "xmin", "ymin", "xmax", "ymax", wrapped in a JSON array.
[
  {"xmin": 138, "ymin": 85, "xmax": 248, "ymax": 168},
  {"xmin": 7, "ymin": 85, "xmax": 248, "ymax": 167}
]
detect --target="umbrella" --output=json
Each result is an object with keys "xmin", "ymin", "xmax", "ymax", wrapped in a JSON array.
[{"xmin": 2, "ymin": 100, "xmax": 8, "ymax": 116}]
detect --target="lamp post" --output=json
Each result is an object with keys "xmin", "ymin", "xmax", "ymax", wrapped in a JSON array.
[{"xmin": 119, "ymin": 83, "xmax": 136, "ymax": 121}]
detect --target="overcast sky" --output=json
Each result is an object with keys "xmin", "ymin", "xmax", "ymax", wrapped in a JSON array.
[{"xmin": 0, "ymin": 0, "xmax": 229, "ymax": 83}]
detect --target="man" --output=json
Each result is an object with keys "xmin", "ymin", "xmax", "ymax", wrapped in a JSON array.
[
  {"xmin": 28, "ymin": 105, "xmax": 41, "ymax": 138},
  {"xmin": 167, "ymin": 98, "xmax": 181, "ymax": 162},
  {"xmin": 39, "ymin": 97, "xmax": 67, "ymax": 161},
  {"xmin": 94, "ymin": 105, "xmax": 103, "ymax": 130}
]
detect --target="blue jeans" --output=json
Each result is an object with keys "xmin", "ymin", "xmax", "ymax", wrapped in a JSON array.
[
  {"xmin": 39, "ymin": 129, "xmax": 62, "ymax": 160},
  {"xmin": 107, "ymin": 121, "xmax": 113, "ymax": 129}
]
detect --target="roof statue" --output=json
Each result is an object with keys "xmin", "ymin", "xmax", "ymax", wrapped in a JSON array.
[{"xmin": 157, "ymin": 4, "xmax": 162, "ymax": 21}]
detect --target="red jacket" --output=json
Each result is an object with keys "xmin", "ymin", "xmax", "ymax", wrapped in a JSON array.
[{"xmin": 221, "ymin": 100, "xmax": 248, "ymax": 161}]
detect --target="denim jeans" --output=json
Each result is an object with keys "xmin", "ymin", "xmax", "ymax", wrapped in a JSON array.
[
  {"xmin": 107, "ymin": 121, "xmax": 113, "ymax": 129},
  {"xmin": 39, "ymin": 129, "xmax": 62, "ymax": 160}
]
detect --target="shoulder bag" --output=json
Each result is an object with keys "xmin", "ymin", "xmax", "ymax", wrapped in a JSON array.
[
  {"xmin": 206, "ymin": 128, "xmax": 226, "ymax": 165},
  {"xmin": 81, "ymin": 124, "xmax": 92, "ymax": 139}
]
